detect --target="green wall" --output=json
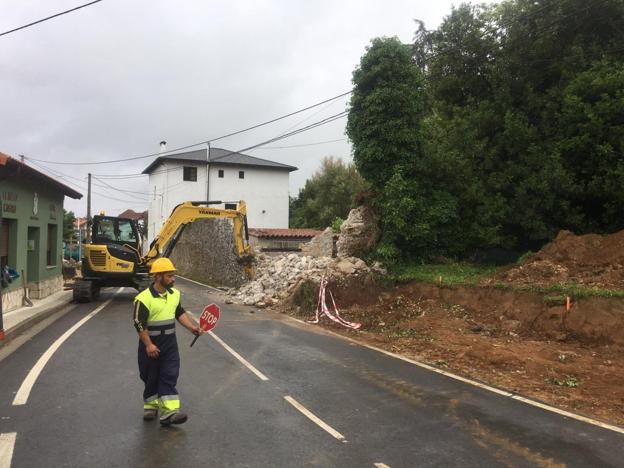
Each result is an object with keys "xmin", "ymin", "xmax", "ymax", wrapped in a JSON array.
[{"xmin": 1, "ymin": 178, "xmax": 64, "ymax": 292}]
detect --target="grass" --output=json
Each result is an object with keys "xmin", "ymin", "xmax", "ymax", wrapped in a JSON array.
[
  {"xmin": 546, "ymin": 375, "xmax": 580, "ymax": 388},
  {"xmin": 387, "ymin": 262, "xmax": 497, "ymax": 286},
  {"xmin": 386, "ymin": 261, "xmax": 624, "ymax": 300},
  {"xmin": 290, "ymin": 280, "xmax": 319, "ymax": 313},
  {"xmin": 491, "ymin": 281, "xmax": 624, "ymax": 300}
]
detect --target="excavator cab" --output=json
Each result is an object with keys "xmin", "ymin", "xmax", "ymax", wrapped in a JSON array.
[{"xmin": 92, "ymin": 216, "xmax": 141, "ymax": 251}]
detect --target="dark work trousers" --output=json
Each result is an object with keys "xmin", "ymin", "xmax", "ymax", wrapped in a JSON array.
[{"xmin": 138, "ymin": 334, "xmax": 180, "ymax": 403}]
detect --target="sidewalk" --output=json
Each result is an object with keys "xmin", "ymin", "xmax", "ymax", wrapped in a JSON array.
[{"xmin": 1, "ymin": 289, "xmax": 73, "ymax": 345}]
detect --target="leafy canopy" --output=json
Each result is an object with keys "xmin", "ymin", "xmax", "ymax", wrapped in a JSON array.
[{"xmin": 290, "ymin": 157, "xmax": 367, "ymax": 229}]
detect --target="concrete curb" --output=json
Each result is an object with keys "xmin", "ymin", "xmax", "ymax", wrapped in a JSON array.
[{"xmin": 0, "ymin": 291, "xmax": 73, "ymax": 347}]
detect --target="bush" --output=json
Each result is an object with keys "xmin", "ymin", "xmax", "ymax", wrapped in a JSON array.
[{"xmin": 331, "ymin": 217, "xmax": 344, "ymax": 233}]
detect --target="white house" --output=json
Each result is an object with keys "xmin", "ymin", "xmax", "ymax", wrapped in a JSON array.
[{"xmin": 143, "ymin": 146, "xmax": 297, "ymax": 245}]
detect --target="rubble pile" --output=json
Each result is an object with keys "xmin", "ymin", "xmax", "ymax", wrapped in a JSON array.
[{"xmin": 228, "ymin": 253, "xmax": 381, "ymax": 307}]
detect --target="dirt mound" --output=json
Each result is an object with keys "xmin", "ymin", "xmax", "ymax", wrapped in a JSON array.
[
  {"xmin": 284, "ymin": 280, "xmax": 624, "ymax": 426},
  {"xmin": 488, "ymin": 230, "xmax": 624, "ymax": 289}
]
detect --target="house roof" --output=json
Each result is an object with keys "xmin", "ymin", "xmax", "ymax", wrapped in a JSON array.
[
  {"xmin": 74, "ymin": 217, "xmax": 88, "ymax": 228},
  {"xmin": 248, "ymin": 228, "xmax": 323, "ymax": 239},
  {"xmin": 141, "ymin": 148, "xmax": 297, "ymax": 174},
  {"xmin": 118, "ymin": 209, "xmax": 147, "ymax": 220},
  {"xmin": 0, "ymin": 152, "xmax": 83, "ymax": 199}
]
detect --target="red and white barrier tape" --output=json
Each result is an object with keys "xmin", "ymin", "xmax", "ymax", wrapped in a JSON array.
[{"xmin": 307, "ymin": 276, "xmax": 361, "ymax": 330}]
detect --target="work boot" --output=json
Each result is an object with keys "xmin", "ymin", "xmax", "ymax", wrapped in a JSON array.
[
  {"xmin": 143, "ymin": 409, "xmax": 158, "ymax": 421},
  {"xmin": 159, "ymin": 412, "xmax": 188, "ymax": 426}
]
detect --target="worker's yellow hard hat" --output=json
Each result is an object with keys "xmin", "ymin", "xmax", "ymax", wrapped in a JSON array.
[{"xmin": 150, "ymin": 257, "xmax": 177, "ymax": 274}]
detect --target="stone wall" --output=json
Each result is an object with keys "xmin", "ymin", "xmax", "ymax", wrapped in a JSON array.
[
  {"xmin": 169, "ymin": 218, "xmax": 248, "ymax": 287},
  {"xmin": 1, "ymin": 288, "xmax": 22, "ymax": 312},
  {"xmin": 28, "ymin": 275, "xmax": 63, "ymax": 300},
  {"xmin": 300, "ymin": 228, "xmax": 334, "ymax": 257}
]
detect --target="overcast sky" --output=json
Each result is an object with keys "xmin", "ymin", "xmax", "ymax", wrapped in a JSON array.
[{"xmin": 1, "ymin": 0, "xmax": 495, "ymax": 218}]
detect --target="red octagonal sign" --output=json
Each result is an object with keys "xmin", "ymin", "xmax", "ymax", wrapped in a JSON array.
[{"xmin": 199, "ymin": 303, "xmax": 220, "ymax": 332}]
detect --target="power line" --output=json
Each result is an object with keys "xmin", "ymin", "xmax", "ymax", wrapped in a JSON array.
[
  {"xmin": 274, "ymin": 96, "xmax": 345, "ymax": 138},
  {"xmin": 24, "ymin": 90, "xmax": 352, "ymax": 166},
  {"xmin": 0, "ymin": 0, "xmax": 104, "ymax": 38},
  {"xmin": 92, "ymin": 165, "xmax": 184, "ymax": 179},
  {"xmin": 230, "ymin": 111, "xmax": 348, "ymax": 156},
  {"xmin": 23, "ymin": 109, "xmax": 348, "ymax": 186},
  {"xmin": 25, "ymin": 159, "xmax": 146, "ymax": 206},
  {"xmin": 251, "ymin": 138, "xmax": 348, "ymax": 150},
  {"xmin": 102, "ymin": 111, "xmax": 349, "ymax": 178},
  {"xmin": 92, "ymin": 176, "xmax": 152, "ymax": 197},
  {"xmin": 21, "ymin": 107, "xmax": 348, "ymax": 197},
  {"xmin": 22, "ymin": 159, "xmax": 151, "ymax": 200}
]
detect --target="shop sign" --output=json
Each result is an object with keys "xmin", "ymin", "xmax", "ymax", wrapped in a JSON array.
[{"xmin": 1, "ymin": 191, "xmax": 17, "ymax": 214}]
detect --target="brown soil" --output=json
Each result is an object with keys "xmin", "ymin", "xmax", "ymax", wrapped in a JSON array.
[
  {"xmin": 281, "ymin": 277, "xmax": 624, "ymax": 427},
  {"xmin": 488, "ymin": 229, "xmax": 624, "ymax": 289}
]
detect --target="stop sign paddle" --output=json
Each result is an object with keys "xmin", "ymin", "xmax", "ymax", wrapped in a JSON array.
[{"xmin": 190, "ymin": 303, "xmax": 220, "ymax": 347}]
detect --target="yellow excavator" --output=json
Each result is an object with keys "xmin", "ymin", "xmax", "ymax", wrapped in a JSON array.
[{"xmin": 73, "ymin": 200, "xmax": 252, "ymax": 302}]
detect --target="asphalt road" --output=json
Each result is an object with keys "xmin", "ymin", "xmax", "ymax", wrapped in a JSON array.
[{"xmin": 0, "ymin": 277, "xmax": 623, "ymax": 467}]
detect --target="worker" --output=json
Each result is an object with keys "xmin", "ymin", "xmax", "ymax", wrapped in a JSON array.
[{"xmin": 133, "ymin": 257, "xmax": 203, "ymax": 426}]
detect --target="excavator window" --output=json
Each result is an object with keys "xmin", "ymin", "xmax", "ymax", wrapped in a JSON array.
[{"xmin": 93, "ymin": 216, "xmax": 139, "ymax": 248}]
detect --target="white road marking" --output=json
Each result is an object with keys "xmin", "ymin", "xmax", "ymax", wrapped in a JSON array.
[
  {"xmin": 285, "ymin": 316, "xmax": 624, "ymax": 435},
  {"xmin": 0, "ymin": 306, "xmax": 75, "ymax": 365},
  {"xmin": 177, "ymin": 275, "xmax": 222, "ymax": 293},
  {"xmin": 374, "ymin": 463, "xmax": 391, "ymax": 468},
  {"xmin": 12, "ymin": 288, "xmax": 123, "ymax": 406},
  {"xmin": 0, "ymin": 433, "xmax": 17, "ymax": 468},
  {"xmin": 208, "ymin": 331, "xmax": 269, "ymax": 381},
  {"xmin": 284, "ymin": 395, "xmax": 346, "ymax": 441}
]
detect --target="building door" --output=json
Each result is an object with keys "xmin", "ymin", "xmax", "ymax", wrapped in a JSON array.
[
  {"xmin": 0, "ymin": 221, "xmax": 8, "ymax": 268},
  {"xmin": 27, "ymin": 226, "xmax": 40, "ymax": 283}
]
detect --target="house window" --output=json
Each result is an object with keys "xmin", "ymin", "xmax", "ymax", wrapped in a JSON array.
[
  {"xmin": 218, "ymin": 169, "xmax": 224, "ymax": 178},
  {"xmin": 225, "ymin": 203, "xmax": 237, "ymax": 210},
  {"xmin": 239, "ymin": 171, "xmax": 245, "ymax": 179},
  {"xmin": 183, "ymin": 166, "xmax": 197, "ymax": 182},
  {"xmin": 47, "ymin": 224, "xmax": 58, "ymax": 266}
]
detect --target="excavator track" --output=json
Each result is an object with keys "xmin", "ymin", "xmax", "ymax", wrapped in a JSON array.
[{"xmin": 72, "ymin": 279, "xmax": 100, "ymax": 303}]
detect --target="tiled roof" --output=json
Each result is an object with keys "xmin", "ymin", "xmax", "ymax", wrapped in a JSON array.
[
  {"xmin": 248, "ymin": 228, "xmax": 323, "ymax": 239},
  {"xmin": 118, "ymin": 209, "xmax": 147, "ymax": 220}
]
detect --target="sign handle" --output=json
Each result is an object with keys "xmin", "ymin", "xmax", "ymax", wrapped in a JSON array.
[{"xmin": 190, "ymin": 334, "xmax": 200, "ymax": 347}]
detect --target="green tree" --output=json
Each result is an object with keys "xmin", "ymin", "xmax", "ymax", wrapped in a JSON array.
[
  {"xmin": 346, "ymin": 37, "xmax": 425, "ymax": 187},
  {"xmin": 557, "ymin": 60, "xmax": 624, "ymax": 233},
  {"xmin": 290, "ymin": 157, "xmax": 367, "ymax": 229},
  {"xmin": 414, "ymin": 0, "xmax": 624, "ymax": 251},
  {"xmin": 63, "ymin": 209, "xmax": 76, "ymax": 242}
]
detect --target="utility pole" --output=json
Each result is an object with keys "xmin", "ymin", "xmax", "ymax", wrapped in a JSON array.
[
  {"xmin": 206, "ymin": 142, "xmax": 211, "ymax": 200},
  {"xmin": 0, "ymin": 200, "xmax": 4, "ymax": 341},
  {"xmin": 86, "ymin": 173, "xmax": 92, "ymax": 243}
]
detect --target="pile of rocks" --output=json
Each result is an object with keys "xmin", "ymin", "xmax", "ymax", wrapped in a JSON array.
[{"xmin": 227, "ymin": 253, "xmax": 381, "ymax": 307}]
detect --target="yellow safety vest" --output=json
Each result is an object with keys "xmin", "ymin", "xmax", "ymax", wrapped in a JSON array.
[{"xmin": 134, "ymin": 286, "xmax": 181, "ymax": 336}]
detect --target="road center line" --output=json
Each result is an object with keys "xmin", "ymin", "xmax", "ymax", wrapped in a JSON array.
[
  {"xmin": 177, "ymin": 275, "xmax": 222, "ymax": 293},
  {"xmin": 12, "ymin": 288, "xmax": 123, "ymax": 406},
  {"xmin": 284, "ymin": 396, "xmax": 346, "ymax": 441},
  {"xmin": 374, "ymin": 463, "xmax": 391, "ymax": 468},
  {"xmin": 0, "ymin": 433, "xmax": 17, "ymax": 468},
  {"xmin": 208, "ymin": 331, "xmax": 269, "ymax": 381}
]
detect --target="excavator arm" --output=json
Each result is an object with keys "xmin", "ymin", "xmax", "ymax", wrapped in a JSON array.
[{"xmin": 143, "ymin": 200, "xmax": 251, "ymax": 267}]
